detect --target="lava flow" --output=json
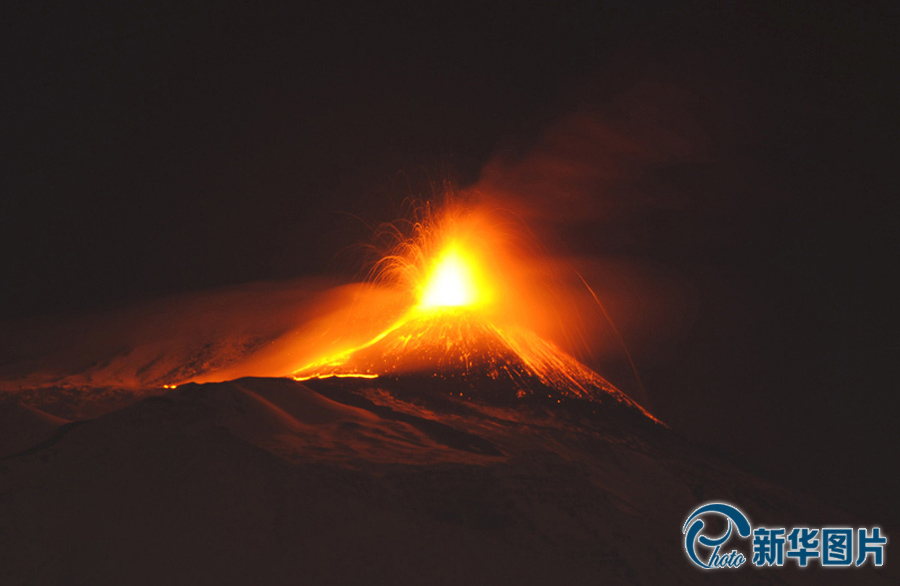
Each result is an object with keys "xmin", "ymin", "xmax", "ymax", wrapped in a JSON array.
[{"xmin": 292, "ymin": 202, "xmax": 658, "ymax": 421}]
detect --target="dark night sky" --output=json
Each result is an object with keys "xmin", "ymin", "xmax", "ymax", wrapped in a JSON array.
[{"xmin": 2, "ymin": 1, "xmax": 898, "ymax": 524}]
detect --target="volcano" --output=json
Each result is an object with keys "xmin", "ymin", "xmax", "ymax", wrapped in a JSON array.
[
  {"xmin": 295, "ymin": 308, "xmax": 660, "ymax": 423},
  {"xmin": 292, "ymin": 207, "xmax": 659, "ymax": 423}
]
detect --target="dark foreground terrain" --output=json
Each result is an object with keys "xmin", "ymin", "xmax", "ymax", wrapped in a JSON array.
[{"xmin": 0, "ymin": 377, "xmax": 894, "ymax": 585}]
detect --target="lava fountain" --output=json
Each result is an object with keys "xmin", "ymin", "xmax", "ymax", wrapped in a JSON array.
[{"xmin": 292, "ymin": 201, "xmax": 659, "ymax": 422}]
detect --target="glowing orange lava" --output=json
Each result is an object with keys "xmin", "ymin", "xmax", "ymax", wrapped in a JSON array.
[
  {"xmin": 418, "ymin": 244, "xmax": 485, "ymax": 309},
  {"xmin": 289, "ymin": 200, "xmax": 659, "ymax": 422}
]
